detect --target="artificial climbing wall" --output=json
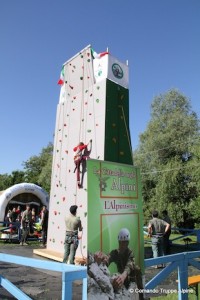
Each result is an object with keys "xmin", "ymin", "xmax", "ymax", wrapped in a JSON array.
[
  {"xmin": 47, "ymin": 45, "xmax": 131, "ymax": 259},
  {"xmin": 105, "ymin": 80, "xmax": 132, "ymax": 164}
]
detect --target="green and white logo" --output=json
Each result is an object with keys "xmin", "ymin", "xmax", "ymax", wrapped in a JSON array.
[{"xmin": 112, "ymin": 63, "xmax": 123, "ymax": 79}]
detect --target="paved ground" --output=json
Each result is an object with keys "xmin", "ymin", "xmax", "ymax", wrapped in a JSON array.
[
  {"xmin": 0, "ymin": 243, "xmax": 83, "ymax": 300},
  {"xmin": 0, "ymin": 242, "xmax": 199, "ymax": 299}
]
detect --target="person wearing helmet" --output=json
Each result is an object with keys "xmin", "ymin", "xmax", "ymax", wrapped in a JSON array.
[{"xmin": 94, "ymin": 228, "xmax": 144, "ymax": 299}]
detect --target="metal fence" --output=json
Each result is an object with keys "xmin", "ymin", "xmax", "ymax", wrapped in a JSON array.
[{"xmin": 145, "ymin": 251, "xmax": 200, "ymax": 300}]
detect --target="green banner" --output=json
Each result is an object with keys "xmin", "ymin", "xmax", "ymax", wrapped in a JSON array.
[{"xmin": 87, "ymin": 159, "xmax": 144, "ymax": 272}]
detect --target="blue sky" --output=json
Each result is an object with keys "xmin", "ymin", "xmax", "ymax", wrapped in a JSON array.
[{"xmin": 0, "ymin": 1, "xmax": 200, "ymax": 174}]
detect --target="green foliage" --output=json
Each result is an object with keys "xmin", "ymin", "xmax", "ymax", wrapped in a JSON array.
[
  {"xmin": 0, "ymin": 173, "xmax": 12, "ymax": 190},
  {"xmin": 134, "ymin": 89, "xmax": 200, "ymax": 227},
  {"xmin": 23, "ymin": 142, "xmax": 53, "ymax": 193},
  {"xmin": 0, "ymin": 171, "xmax": 26, "ymax": 191},
  {"xmin": 0, "ymin": 143, "xmax": 53, "ymax": 194}
]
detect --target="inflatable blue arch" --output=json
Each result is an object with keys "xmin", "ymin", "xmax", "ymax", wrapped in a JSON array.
[{"xmin": 0, "ymin": 183, "xmax": 49, "ymax": 222}]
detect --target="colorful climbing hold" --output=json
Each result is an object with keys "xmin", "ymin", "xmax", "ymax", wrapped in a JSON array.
[{"xmin": 112, "ymin": 138, "xmax": 117, "ymax": 143}]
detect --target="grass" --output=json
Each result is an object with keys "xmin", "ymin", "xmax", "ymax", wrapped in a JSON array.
[
  {"xmin": 144, "ymin": 232, "xmax": 198, "ymax": 246},
  {"xmin": 154, "ymin": 288, "xmax": 199, "ymax": 300},
  {"xmin": 144, "ymin": 233, "xmax": 200, "ymax": 299}
]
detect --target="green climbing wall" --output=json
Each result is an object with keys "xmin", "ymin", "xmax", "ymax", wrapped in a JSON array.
[{"xmin": 105, "ymin": 79, "xmax": 133, "ymax": 164}]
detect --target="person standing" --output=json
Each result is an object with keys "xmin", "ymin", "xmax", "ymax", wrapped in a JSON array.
[
  {"xmin": 9, "ymin": 207, "xmax": 17, "ymax": 223},
  {"xmin": 20, "ymin": 205, "xmax": 32, "ymax": 246},
  {"xmin": 40, "ymin": 206, "xmax": 49, "ymax": 247},
  {"xmin": 148, "ymin": 210, "xmax": 170, "ymax": 266},
  {"xmin": 63, "ymin": 205, "xmax": 83, "ymax": 264},
  {"xmin": 162, "ymin": 210, "xmax": 172, "ymax": 255},
  {"xmin": 9, "ymin": 207, "xmax": 18, "ymax": 233}
]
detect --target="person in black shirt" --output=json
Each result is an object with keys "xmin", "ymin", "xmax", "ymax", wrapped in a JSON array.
[{"xmin": 40, "ymin": 206, "xmax": 49, "ymax": 247}]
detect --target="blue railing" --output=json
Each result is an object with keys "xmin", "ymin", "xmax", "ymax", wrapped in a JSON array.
[
  {"xmin": 145, "ymin": 251, "xmax": 200, "ymax": 300},
  {"xmin": 1, "ymin": 251, "xmax": 200, "ymax": 299},
  {"xmin": 0, "ymin": 253, "xmax": 87, "ymax": 300},
  {"xmin": 144, "ymin": 226, "xmax": 200, "ymax": 248}
]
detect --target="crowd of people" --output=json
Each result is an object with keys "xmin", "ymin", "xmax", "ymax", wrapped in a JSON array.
[{"xmin": 4, "ymin": 204, "xmax": 49, "ymax": 247}]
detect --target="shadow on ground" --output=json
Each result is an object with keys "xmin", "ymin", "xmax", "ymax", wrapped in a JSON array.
[{"xmin": 0, "ymin": 242, "xmax": 199, "ymax": 299}]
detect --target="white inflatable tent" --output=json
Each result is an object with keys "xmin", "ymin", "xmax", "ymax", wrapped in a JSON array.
[{"xmin": 0, "ymin": 183, "xmax": 49, "ymax": 222}]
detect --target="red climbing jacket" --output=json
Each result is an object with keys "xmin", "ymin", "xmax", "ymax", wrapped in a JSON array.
[{"xmin": 73, "ymin": 143, "xmax": 87, "ymax": 162}]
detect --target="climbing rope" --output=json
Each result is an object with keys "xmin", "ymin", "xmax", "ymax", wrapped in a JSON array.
[{"xmin": 119, "ymin": 104, "xmax": 134, "ymax": 165}]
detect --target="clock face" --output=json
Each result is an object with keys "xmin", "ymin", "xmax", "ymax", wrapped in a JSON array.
[{"xmin": 112, "ymin": 63, "xmax": 123, "ymax": 79}]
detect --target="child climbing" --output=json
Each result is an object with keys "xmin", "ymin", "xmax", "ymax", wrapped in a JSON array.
[{"xmin": 73, "ymin": 140, "xmax": 92, "ymax": 188}]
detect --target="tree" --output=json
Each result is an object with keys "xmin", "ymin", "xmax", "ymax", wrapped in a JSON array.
[
  {"xmin": 0, "ymin": 174, "xmax": 12, "ymax": 191},
  {"xmin": 23, "ymin": 143, "xmax": 53, "ymax": 193},
  {"xmin": 133, "ymin": 89, "xmax": 200, "ymax": 228},
  {"xmin": 0, "ymin": 171, "xmax": 26, "ymax": 191},
  {"xmin": 0, "ymin": 143, "xmax": 53, "ymax": 194}
]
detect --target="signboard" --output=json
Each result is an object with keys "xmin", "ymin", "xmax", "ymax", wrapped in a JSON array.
[
  {"xmin": 87, "ymin": 159, "xmax": 144, "ymax": 272},
  {"xmin": 93, "ymin": 55, "xmax": 129, "ymax": 88}
]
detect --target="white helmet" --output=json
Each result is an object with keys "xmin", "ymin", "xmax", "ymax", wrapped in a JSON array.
[{"xmin": 118, "ymin": 228, "xmax": 130, "ymax": 241}]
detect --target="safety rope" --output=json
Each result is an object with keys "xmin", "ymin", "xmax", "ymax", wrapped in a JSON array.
[
  {"xmin": 79, "ymin": 54, "xmax": 85, "ymax": 143},
  {"xmin": 87, "ymin": 56, "xmax": 98, "ymax": 159},
  {"xmin": 52, "ymin": 102, "xmax": 62, "ymax": 190},
  {"xmin": 119, "ymin": 105, "xmax": 134, "ymax": 165},
  {"xmin": 79, "ymin": 228, "xmax": 86, "ymax": 261}
]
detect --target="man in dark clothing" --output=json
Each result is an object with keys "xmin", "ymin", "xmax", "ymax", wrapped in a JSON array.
[
  {"xmin": 63, "ymin": 205, "xmax": 83, "ymax": 264},
  {"xmin": 40, "ymin": 206, "xmax": 49, "ymax": 247},
  {"xmin": 162, "ymin": 210, "xmax": 172, "ymax": 255},
  {"xmin": 20, "ymin": 205, "xmax": 32, "ymax": 245},
  {"xmin": 9, "ymin": 207, "xmax": 18, "ymax": 223},
  {"xmin": 148, "ymin": 210, "xmax": 170, "ymax": 264},
  {"xmin": 9, "ymin": 207, "xmax": 18, "ymax": 234}
]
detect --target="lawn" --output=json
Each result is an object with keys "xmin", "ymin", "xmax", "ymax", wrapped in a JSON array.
[{"xmin": 144, "ymin": 232, "xmax": 200, "ymax": 299}]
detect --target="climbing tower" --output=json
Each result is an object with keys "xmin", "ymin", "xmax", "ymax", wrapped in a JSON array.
[{"xmin": 45, "ymin": 45, "xmax": 132, "ymax": 260}]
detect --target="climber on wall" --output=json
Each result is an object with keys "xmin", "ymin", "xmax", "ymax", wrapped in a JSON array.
[{"xmin": 73, "ymin": 139, "xmax": 92, "ymax": 188}]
